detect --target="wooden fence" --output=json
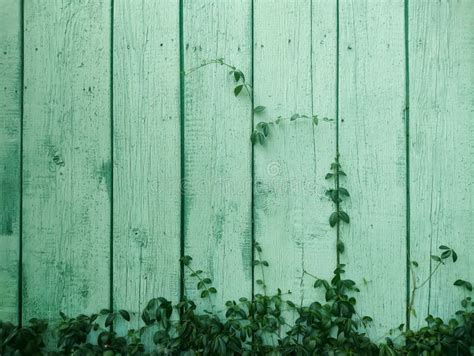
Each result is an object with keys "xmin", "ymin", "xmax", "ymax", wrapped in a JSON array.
[{"xmin": 1, "ymin": 0, "xmax": 473, "ymax": 341}]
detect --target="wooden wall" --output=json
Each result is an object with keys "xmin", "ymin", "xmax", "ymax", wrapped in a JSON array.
[{"xmin": 1, "ymin": 0, "xmax": 473, "ymax": 342}]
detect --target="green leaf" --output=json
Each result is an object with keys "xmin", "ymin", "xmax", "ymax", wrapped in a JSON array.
[
  {"xmin": 250, "ymin": 131, "xmax": 258, "ymax": 144},
  {"xmin": 439, "ymin": 245, "xmax": 450, "ymax": 250},
  {"xmin": 290, "ymin": 114, "xmax": 299, "ymax": 121},
  {"xmin": 338, "ymin": 171, "xmax": 347, "ymax": 176},
  {"xmin": 325, "ymin": 173, "xmax": 334, "ymax": 180},
  {"xmin": 234, "ymin": 84, "xmax": 243, "ymax": 96},
  {"xmin": 233, "ymin": 71, "xmax": 241, "ymax": 82},
  {"xmin": 312, "ymin": 115, "xmax": 319, "ymax": 126},
  {"xmin": 208, "ymin": 287, "xmax": 217, "ymax": 294},
  {"xmin": 262, "ymin": 261, "xmax": 269, "ymax": 267},
  {"xmin": 119, "ymin": 310, "xmax": 131, "ymax": 322},
  {"xmin": 329, "ymin": 212, "xmax": 339, "ymax": 227},
  {"xmin": 452, "ymin": 250, "xmax": 458, "ymax": 263},
  {"xmin": 201, "ymin": 290, "xmax": 209, "ymax": 298},
  {"xmin": 430, "ymin": 255, "xmax": 441, "ymax": 262},
  {"xmin": 412, "ymin": 261, "xmax": 419, "ymax": 267},
  {"xmin": 254, "ymin": 106, "xmax": 266, "ymax": 114},
  {"xmin": 338, "ymin": 187, "xmax": 350, "ymax": 197},
  {"xmin": 339, "ymin": 211, "xmax": 350, "ymax": 223},
  {"xmin": 441, "ymin": 250, "xmax": 452, "ymax": 259}
]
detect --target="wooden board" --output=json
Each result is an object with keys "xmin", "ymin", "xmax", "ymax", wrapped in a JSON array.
[
  {"xmin": 338, "ymin": 0, "xmax": 407, "ymax": 338},
  {"xmin": 113, "ymin": 0, "xmax": 181, "ymax": 328},
  {"xmin": 253, "ymin": 0, "xmax": 337, "ymax": 308},
  {"xmin": 183, "ymin": 0, "xmax": 253, "ymax": 309},
  {"xmin": 22, "ymin": 0, "xmax": 111, "ymax": 320},
  {"xmin": 409, "ymin": 0, "xmax": 474, "ymax": 327},
  {"xmin": 0, "ymin": 0, "xmax": 21, "ymax": 323}
]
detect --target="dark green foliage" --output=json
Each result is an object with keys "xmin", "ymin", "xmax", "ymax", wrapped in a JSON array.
[
  {"xmin": 1, "ymin": 255, "xmax": 472, "ymax": 355},
  {"xmin": 0, "ymin": 318, "xmax": 47, "ymax": 355}
]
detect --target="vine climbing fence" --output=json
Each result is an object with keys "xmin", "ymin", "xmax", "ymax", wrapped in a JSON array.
[{"xmin": 0, "ymin": 0, "xmax": 473, "ymax": 349}]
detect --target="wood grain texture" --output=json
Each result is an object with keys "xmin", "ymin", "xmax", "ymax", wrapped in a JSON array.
[
  {"xmin": 253, "ymin": 0, "xmax": 337, "ymax": 308},
  {"xmin": 338, "ymin": 0, "xmax": 407, "ymax": 338},
  {"xmin": 311, "ymin": 0, "xmax": 339, "ymax": 283},
  {"xmin": 0, "ymin": 0, "xmax": 21, "ymax": 323},
  {"xmin": 409, "ymin": 0, "xmax": 474, "ymax": 327},
  {"xmin": 22, "ymin": 0, "xmax": 111, "ymax": 320},
  {"xmin": 183, "ymin": 0, "xmax": 253, "ymax": 309},
  {"xmin": 113, "ymin": 0, "xmax": 181, "ymax": 327}
]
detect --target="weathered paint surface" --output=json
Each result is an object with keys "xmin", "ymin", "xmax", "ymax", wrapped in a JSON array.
[
  {"xmin": 338, "ymin": 0, "xmax": 407, "ymax": 338},
  {"xmin": 0, "ymin": 0, "xmax": 21, "ymax": 323},
  {"xmin": 409, "ymin": 0, "xmax": 474, "ymax": 328},
  {"xmin": 22, "ymin": 0, "xmax": 111, "ymax": 320},
  {"xmin": 182, "ymin": 0, "xmax": 253, "ymax": 310},
  {"xmin": 0, "ymin": 0, "xmax": 472, "ymax": 346},
  {"xmin": 113, "ymin": 0, "xmax": 181, "ymax": 330},
  {"xmin": 253, "ymin": 0, "xmax": 337, "ymax": 311}
]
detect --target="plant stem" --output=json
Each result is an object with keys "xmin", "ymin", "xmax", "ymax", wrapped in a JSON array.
[{"xmin": 184, "ymin": 264, "xmax": 215, "ymax": 313}]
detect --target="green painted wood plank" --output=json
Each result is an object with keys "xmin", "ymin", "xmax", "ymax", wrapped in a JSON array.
[
  {"xmin": 311, "ymin": 0, "xmax": 339, "ymax": 284},
  {"xmin": 0, "ymin": 0, "xmax": 21, "ymax": 323},
  {"xmin": 113, "ymin": 0, "xmax": 181, "ymax": 327},
  {"xmin": 409, "ymin": 0, "xmax": 474, "ymax": 327},
  {"xmin": 253, "ymin": 0, "xmax": 337, "ymax": 308},
  {"xmin": 22, "ymin": 0, "xmax": 111, "ymax": 320},
  {"xmin": 338, "ymin": 0, "xmax": 407, "ymax": 338},
  {"xmin": 183, "ymin": 0, "xmax": 253, "ymax": 309}
]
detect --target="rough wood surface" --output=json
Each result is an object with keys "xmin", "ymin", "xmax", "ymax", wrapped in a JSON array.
[
  {"xmin": 253, "ymin": 0, "xmax": 337, "ymax": 308},
  {"xmin": 22, "ymin": 0, "xmax": 111, "ymax": 320},
  {"xmin": 0, "ymin": 0, "xmax": 21, "ymax": 323},
  {"xmin": 113, "ymin": 0, "xmax": 181, "ymax": 328},
  {"xmin": 409, "ymin": 0, "xmax": 474, "ymax": 327},
  {"xmin": 183, "ymin": 0, "xmax": 253, "ymax": 309},
  {"xmin": 338, "ymin": 0, "xmax": 407, "ymax": 338}
]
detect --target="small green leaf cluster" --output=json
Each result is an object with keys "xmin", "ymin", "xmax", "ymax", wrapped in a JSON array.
[
  {"xmin": 251, "ymin": 114, "xmax": 322, "ymax": 146},
  {"xmin": 181, "ymin": 255, "xmax": 217, "ymax": 304},
  {"xmin": 409, "ymin": 245, "xmax": 459, "ymax": 318},
  {"xmin": 0, "ymin": 318, "xmax": 47, "ymax": 355}
]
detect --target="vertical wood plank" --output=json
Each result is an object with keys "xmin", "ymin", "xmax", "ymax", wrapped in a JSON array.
[
  {"xmin": 113, "ymin": 0, "xmax": 181, "ymax": 325},
  {"xmin": 338, "ymin": 0, "xmax": 407, "ymax": 338},
  {"xmin": 253, "ymin": 0, "xmax": 337, "ymax": 307},
  {"xmin": 409, "ymin": 0, "xmax": 474, "ymax": 326},
  {"xmin": 22, "ymin": 0, "xmax": 111, "ymax": 320},
  {"xmin": 0, "ymin": 0, "xmax": 21, "ymax": 323},
  {"xmin": 183, "ymin": 0, "xmax": 253, "ymax": 308}
]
